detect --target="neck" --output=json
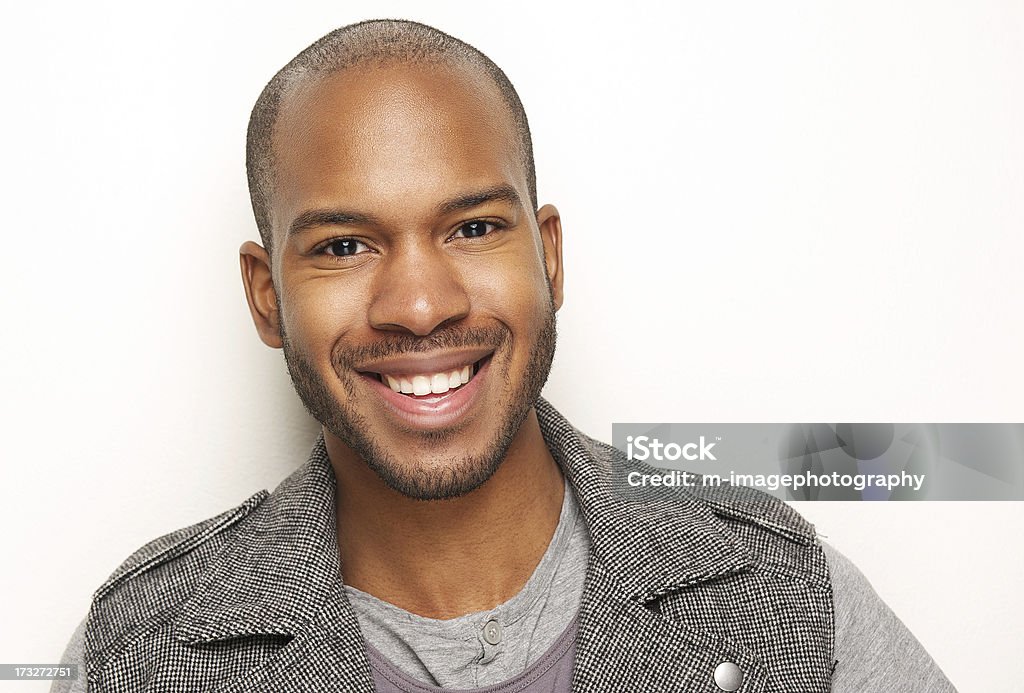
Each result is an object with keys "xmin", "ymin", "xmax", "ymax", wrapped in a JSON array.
[{"xmin": 326, "ymin": 408, "xmax": 565, "ymax": 619}]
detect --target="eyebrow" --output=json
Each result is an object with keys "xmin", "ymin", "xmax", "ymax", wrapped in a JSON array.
[
  {"xmin": 287, "ymin": 184, "xmax": 524, "ymax": 238},
  {"xmin": 288, "ymin": 209, "xmax": 378, "ymax": 237},
  {"xmin": 435, "ymin": 184, "xmax": 523, "ymax": 216}
]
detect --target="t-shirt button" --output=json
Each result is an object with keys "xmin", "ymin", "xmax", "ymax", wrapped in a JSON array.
[
  {"xmin": 482, "ymin": 619, "xmax": 503, "ymax": 645},
  {"xmin": 713, "ymin": 661, "xmax": 743, "ymax": 691}
]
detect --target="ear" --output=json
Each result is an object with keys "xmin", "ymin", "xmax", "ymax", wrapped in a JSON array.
[
  {"xmin": 239, "ymin": 241, "xmax": 283, "ymax": 348},
  {"xmin": 535, "ymin": 204, "xmax": 564, "ymax": 310}
]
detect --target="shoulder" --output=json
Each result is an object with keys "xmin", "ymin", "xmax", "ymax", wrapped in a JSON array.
[
  {"xmin": 51, "ymin": 616, "xmax": 88, "ymax": 693},
  {"xmin": 86, "ymin": 491, "xmax": 269, "ymax": 662},
  {"xmin": 822, "ymin": 541, "xmax": 958, "ymax": 691},
  {"xmin": 94, "ymin": 490, "xmax": 268, "ymax": 602}
]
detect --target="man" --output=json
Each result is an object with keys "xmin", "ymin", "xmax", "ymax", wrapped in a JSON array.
[{"xmin": 56, "ymin": 19, "xmax": 955, "ymax": 692}]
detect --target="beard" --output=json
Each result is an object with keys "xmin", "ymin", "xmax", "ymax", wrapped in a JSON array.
[{"xmin": 279, "ymin": 296, "xmax": 558, "ymax": 501}]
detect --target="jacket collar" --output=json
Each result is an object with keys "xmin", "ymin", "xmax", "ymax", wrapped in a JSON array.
[{"xmin": 173, "ymin": 398, "xmax": 754, "ymax": 643}]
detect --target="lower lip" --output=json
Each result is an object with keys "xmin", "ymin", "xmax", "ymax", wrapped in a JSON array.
[{"xmin": 360, "ymin": 356, "xmax": 492, "ymax": 430}]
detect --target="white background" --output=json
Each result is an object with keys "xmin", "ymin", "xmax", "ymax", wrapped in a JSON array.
[{"xmin": 1, "ymin": 1, "xmax": 1022, "ymax": 691}]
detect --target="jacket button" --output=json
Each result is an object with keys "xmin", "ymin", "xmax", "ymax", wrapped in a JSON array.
[{"xmin": 714, "ymin": 661, "xmax": 743, "ymax": 691}]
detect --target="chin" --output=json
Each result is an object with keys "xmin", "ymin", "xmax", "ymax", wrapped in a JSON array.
[
  {"xmin": 362, "ymin": 432, "xmax": 516, "ymax": 501},
  {"xmin": 373, "ymin": 457, "xmax": 504, "ymax": 501}
]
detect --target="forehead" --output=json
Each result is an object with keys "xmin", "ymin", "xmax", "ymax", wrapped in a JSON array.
[{"xmin": 270, "ymin": 61, "xmax": 525, "ymax": 241}]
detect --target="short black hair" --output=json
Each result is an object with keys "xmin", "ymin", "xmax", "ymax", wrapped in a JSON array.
[{"xmin": 246, "ymin": 19, "xmax": 537, "ymax": 253}]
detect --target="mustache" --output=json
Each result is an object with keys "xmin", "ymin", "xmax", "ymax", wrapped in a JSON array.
[{"xmin": 334, "ymin": 324, "xmax": 510, "ymax": 367}]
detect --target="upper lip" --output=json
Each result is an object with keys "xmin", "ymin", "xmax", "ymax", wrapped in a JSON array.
[{"xmin": 355, "ymin": 347, "xmax": 493, "ymax": 377}]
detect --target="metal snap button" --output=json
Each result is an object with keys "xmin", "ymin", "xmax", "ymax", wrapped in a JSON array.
[
  {"xmin": 714, "ymin": 661, "xmax": 743, "ymax": 691},
  {"xmin": 482, "ymin": 619, "xmax": 502, "ymax": 645}
]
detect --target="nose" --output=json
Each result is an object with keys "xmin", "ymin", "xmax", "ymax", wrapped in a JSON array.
[{"xmin": 367, "ymin": 242, "xmax": 471, "ymax": 336}]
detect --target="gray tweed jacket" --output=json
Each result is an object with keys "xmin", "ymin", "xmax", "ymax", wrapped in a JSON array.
[{"xmin": 84, "ymin": 399, "xmax": 833, "ymax": 692}]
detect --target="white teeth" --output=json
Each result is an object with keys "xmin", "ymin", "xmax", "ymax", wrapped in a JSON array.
[
  {"xmin": 412, "ymin": 375, "xmax": 431, "ymax": 396},
  {"xmin": 379, "ymin": 362, "xmax": 479, "ymax": 396}
]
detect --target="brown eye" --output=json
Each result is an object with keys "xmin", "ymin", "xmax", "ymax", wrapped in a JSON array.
[
  {"xmin": 453, "ymin": 221, "xmax": 496, "ymax": 239},
  {"xmin": 323, "ymin": 238, "xmax": 368, "ymax": 256}
]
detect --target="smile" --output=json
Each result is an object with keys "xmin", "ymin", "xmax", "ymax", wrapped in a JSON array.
[
  {"xmin": 354, "ymin": 348, "xmax": 495, "ymax": 428},
  {"xmin": 374, "ymin": 360, "xmax": 481, "ymax": 397}
]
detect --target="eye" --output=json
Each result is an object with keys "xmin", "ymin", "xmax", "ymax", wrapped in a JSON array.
[
  {"xmin": 321, "ymin": 238, "xmax": 370, "ymax": 257},
  {"xmin": 451, "ymin": 220, "xmax": 500, "ymax": 239}
]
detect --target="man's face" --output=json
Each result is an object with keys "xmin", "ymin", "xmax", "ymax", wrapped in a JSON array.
[{"xmin": 250, "ymin": 62, "xmax": 563, "ymax": 500}]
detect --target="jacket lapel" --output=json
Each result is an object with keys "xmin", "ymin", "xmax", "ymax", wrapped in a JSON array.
[
  {"xmin": 208, "ymin": 583, "xmax": 376, "ymax": 693},
  {"xmin": 571, "ymin": 557, "xmax": 767, "ymax": 692}
]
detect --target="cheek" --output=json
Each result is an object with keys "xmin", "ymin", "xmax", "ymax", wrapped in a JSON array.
[
  {"xmin": 463, "ymin": 254, "xmax": 552, "ymax": 328},
  {"xmin": 281, "ymin": 276, "xmax": 367, "ymax": 356}
]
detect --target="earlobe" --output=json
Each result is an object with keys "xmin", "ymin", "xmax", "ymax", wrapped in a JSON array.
[
  {"xmin": 535, "ymin": 204, "xmax": 564, "ymax": 310},
  {"xmin": 239, "ymin": 241, "xmax": 283, "ymax": 348}
]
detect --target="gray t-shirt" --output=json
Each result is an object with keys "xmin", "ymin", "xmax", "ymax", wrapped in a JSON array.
[
  {"xmin": 365, "ymin": 618, "xmax": 579, "ymax": 693},
  {"xmin": 346, "ymin": 478, "xmax": 588, "ymax": 690},
  {"xmin": 824, "ymin": 541, "xmax": 955, "ymax": 690}
]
